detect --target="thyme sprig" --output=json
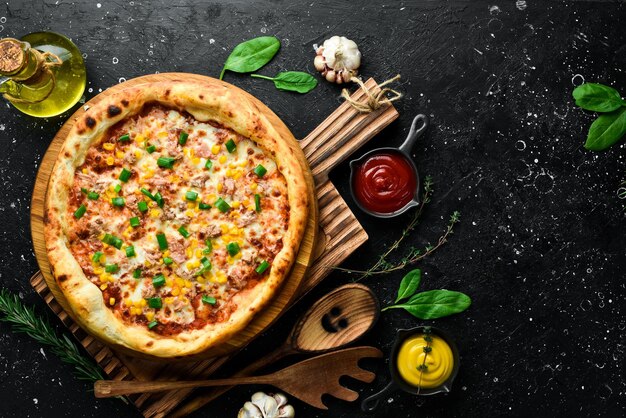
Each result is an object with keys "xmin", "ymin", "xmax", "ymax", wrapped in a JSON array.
[
  {"xmin": 0, "ymin": 288, "xmax": 126, "ymax": 400},
  {"xmin": 333, "ymin": 176, "xmax": 461, "ymax": 280}
]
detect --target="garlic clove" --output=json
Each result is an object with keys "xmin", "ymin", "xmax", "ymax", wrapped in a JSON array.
[
  {"xmin": 277, "ymin": 405, "xmax": 295, "ymax": 418},
  {"xmin": 325, "ymin": 70, "xmax": 336, "ymax": 83},
  {"xmin": 313, "ymin": 54, "xmax": 326, "ymax": 72},
  {"xmin": 273, "ymin": 393, "xmax": 289, "ymax": 408},
  {"xmin": 238, "ymin": 402, "xmax": 263, "ymax": 418}
]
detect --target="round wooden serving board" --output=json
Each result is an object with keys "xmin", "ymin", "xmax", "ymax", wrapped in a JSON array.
[{"xmin": 30, "ymin": 73, "xmax": 318, "ymax": 359}]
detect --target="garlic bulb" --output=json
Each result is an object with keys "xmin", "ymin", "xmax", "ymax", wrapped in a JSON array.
[
  {"xmin": 238, "ymin": 392, "xmax": 295, "ymax": 418},
  {"xmin": 314, "ymin": 36, "xmax": 361, "ymax": 84}
]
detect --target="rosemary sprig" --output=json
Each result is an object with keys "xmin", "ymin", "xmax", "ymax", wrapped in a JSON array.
[
  {"xmin": 333, "ymin": 176, "xmax": 461, "ymax": 280},
  {"xmin": 0, "ymin": 289, "xmax": 106, "ymax": 384}
]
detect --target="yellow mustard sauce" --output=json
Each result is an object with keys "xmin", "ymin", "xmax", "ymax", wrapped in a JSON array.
[{"xmin": 396, "ymin": 334, "xmax": 454, "ymax": 389}]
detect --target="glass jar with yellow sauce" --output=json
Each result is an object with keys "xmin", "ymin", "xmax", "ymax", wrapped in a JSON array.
[{"xmin": 361, "ymin": 326, "xmax": 460, "ymax": 412}]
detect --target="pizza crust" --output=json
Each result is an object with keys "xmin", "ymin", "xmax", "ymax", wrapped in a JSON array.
[{"xmin": 44, "ymin": 79, "xmax": 309, "ymax": 357}]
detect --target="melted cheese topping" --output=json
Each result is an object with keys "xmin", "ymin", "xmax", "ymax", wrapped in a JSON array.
[{"xmin": 67, "ymin": 105, "xmax": 289, "ymax": 335}]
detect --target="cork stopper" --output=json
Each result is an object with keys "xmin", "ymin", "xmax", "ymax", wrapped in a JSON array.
[{"xmin": 0, "ymin": 38, "xmax": 26, "ymax": 74}]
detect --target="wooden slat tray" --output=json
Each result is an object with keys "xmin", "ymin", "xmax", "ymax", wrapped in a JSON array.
[{"xmin": 30, "ymin": 77, "xmax": 398, "ymax": 417}]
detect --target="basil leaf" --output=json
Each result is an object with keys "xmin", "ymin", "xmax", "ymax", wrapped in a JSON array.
[
  {"xmin": 573, "ymin": 83, "xmax": 626, "ymax": 113},
  {"xmin": 584, "ymin": 107, "xmax": 626, "ymax": 151},
  {"xmin": 395, "ymin": 269, "xmax": 421, "ymax": 303},
  {"xmin": 220, "ymin": 36, "xmax": 280, "ymax": 80},
  {"xmin": 382, "ymin": 289, "xmax": 471, "ymax": 319},
  {"xmin": 251, "ymin": 71, "xmax": 318, "ymax": 94}
]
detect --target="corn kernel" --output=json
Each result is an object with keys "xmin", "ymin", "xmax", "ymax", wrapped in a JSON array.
[
  {"xmin": 106, "ymin": 156, "xmax": 115, "ymax": 165},
  {"xmin": 164, "ymin": 297, "xmax": 174, "ymax": 304},
  {"xmin": 109, "ymin": 297, "xmax": 116, "ymax": 306},
  {"xmin": 103, "ymin": 143, "xmax": 115, "ymax": 151},
  {"xmin": 175, "ymin": 277, "xmax": 185, "ymax": 287},
  {"xmin": 134, "ymin": 150, "xmax": 143, "ymax": 159},
  {"xmin": 195, "ymin": 249, "xmax": 203, "ymax": 258},
  {"xmin": 225, "ymin": 169, "xmax": 233, "ymax": 177},
  {"xmin": 192, "ymin": 157, "xmax": 201, "ymax": 165},
  {"xmin": 250, "ymin": 182, "xmax": 258, "ymax": 191},
  {"xmin": 116, "ymin": 150, "xmax": 125, "ymax": 159},
  {"xmin": 239, "ymin": 160, "xmax": 247, "ymax": 167},
  {"xmin": 100, "ymin": 284, "xmax": 108, "ymax": 290},
  {"xmin": 219, "ymin": 155, "xmax": 227, "ymax": 164},
  {"xmin": 243, "ymin": 199, "xmax": 250, "ymax": 206},
  {"xmin": 171, "ymin": 287, "xmax": 180, "ymax": 296},
  {"xmin": 217, "ymin": 183, "xmax": 223, "ymax": 192},
  {"xmin": 231, "ymin": 201, "xmax": 240, "ymax": 209},
  {"xmin": 140, "ymin": 299, "xmax": 147, "ymax": 307},
  {"xmin": 81, "ymin": 168, "xmax": 88, "ymax": 174},
  {"xmin": 158, "ymin": 131, "xmax": 168, "ymax": 138},
  {"xmin": 220, "ymin": 224, "xmax": 230, "ymax": 234},
  {"xmin": 163, "ymin": 250, "xmax": 171, "ymax": 257},
  {"xmin": 215, "ymin": 271, "xmax": 227, "ymax": 284},
  {"xmin": 229, "ymin": 163, "xmax": 237, "ymax": 169},
  {"xmin": 144, "ymin": 260, "xmax": 152, "ymax": 267},
  {"xmin": 145, "ymin": 312, "xmax": 155, "ymax": 321},
  {"xmin": 233, "ymin": 171, "xmax": 243, "ymax": 180},
  {"xmin": 150, "ymin": 209, "xmax": 161, "ymax": 218},
  {"xmin": 211, "ymin": 144, "xmax": 221, "ymax": 155},
  {"xmin": 135, "ymin": 134, "xmax": 145, "ymax": 144},
  {"xmin": 93, "ymin": 267, "xmax": 103, "ymax": 275}
]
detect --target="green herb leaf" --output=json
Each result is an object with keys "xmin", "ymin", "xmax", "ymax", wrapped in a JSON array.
[
  {"xmin": 395, "ymin": 269, "xmax": 421, "ymax": 303},
  {"xmin": 584, "ymin": 107, "xmax": 626, "ymax": 151},
  {"xmin": 251, "ymin": 71, "xmax": 318, "ymax": 94},
  {"xmin": 157, "ymin": 156, "xmax": 176, "ymax": 169},
  {"xmin": 220, "ymin": 36, "xmax": 280, "ymax": 80},
  {"xmin": 573, "ymin": 83, "xmax": 626, "ymax": 113},
  {"xmin": 382, "ymin": 289, "xmax": 471, "ymax": 319},
  {"xmin": 202, "ymin": 295, "xmax": 217, "ymax": 305},
  {"xmin": 74, "ymin": 204, "xmax": 87, "ymax": 219}
]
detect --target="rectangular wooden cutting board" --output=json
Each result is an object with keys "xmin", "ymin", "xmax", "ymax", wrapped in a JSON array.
[{"xmin": 30, "ymin": 78, "xmax": 398, "ymax": 417}]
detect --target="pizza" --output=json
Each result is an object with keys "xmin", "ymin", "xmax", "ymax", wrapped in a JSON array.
[{"xmin": 44, "ymin": 79, "xmax": 309, "ymax": 357}]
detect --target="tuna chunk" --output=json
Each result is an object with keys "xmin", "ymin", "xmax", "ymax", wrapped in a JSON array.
[{"xmin": 236, "ymin": 211, "xmax": 256, "ymax": 227}]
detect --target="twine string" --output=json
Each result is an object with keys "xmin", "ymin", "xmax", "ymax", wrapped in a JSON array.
[
  {"xmin": 341, "ymin": 74, "xmax": 403, "ymax": 113},
  {"xmin": 3, "ymin": 50, "xmax": 62, "ymax": 104}
]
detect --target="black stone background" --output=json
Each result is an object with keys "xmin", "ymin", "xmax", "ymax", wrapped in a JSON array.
[{"xmin": 0, "ymin": 0, "xmax": 624, "ymax": 417}]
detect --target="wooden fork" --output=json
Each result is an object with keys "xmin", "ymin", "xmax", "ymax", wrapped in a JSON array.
[{"xmin": 94, "ymin": 346, "xmax": 382, "ymax": 409}]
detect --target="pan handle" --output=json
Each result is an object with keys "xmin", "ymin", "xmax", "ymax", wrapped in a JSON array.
[
  {"xmin": 399, "ymin": 114, "xmax": 428, "ymax": 154},
  {"xmin": 361, "ymin": 380, "xmax": 397, "ymax": 413}
]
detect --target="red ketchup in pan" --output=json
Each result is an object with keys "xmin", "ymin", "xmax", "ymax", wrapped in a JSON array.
[{"xmin": 352, "ymin": 151, "xmax": 417, "ymax": 214}]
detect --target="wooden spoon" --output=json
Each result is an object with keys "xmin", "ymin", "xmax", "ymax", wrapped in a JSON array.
[
  {"xmin": 167, "ymin": 283, "xmax": 379, "ymax": 416},
  {"xmin": 95, "ymin": 346, "xmax": 383, "ymax": 409}
]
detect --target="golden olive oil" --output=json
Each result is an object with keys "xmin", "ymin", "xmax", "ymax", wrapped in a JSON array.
[{"xmin": 0, "ymin": 32, "xmax": 86, "ymax": 117}]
